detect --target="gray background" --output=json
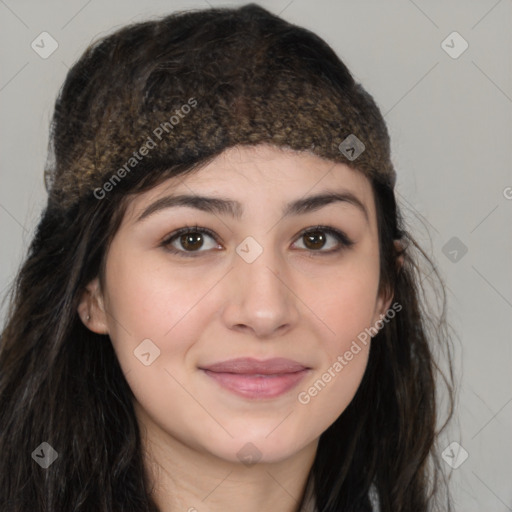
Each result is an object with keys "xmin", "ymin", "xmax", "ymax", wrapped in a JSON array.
[{"xmin": 1, "ymin": 0, "xmax": 511, "ymax": 510}]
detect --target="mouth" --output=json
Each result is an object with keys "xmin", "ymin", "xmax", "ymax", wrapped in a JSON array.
[{"xmin": 199, "ymin": 357, "xmax": 311, "ymax": 399}]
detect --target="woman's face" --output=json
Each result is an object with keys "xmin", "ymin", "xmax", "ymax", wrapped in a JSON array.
[{"xmin": 81, "ymin": 144, "xmax": 394, "ymax": 464}]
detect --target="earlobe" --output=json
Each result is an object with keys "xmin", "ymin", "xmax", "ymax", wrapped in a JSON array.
[{"xmin": 77, "ymin": 277, "xmax": 109, "ymax": 334}]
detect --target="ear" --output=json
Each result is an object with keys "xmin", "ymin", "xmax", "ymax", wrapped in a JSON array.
[
  {"xmin": 77, "ymin": 277, "xmax": 109, "ymax": 334},
  {"xmin": 394, "ymin": 238, "xmax": 405, "ymax": 275},
  {"xmin": 372, "ymin": 239, "xmax": 405, "ymax": 325}
]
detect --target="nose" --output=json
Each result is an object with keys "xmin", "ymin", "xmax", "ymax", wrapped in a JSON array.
[{"xmin": 220, "ymin": 246, "xmax": 301, "ymax": 339}]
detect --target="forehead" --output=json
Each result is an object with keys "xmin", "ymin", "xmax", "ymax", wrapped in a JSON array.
[{"xmin": 124, "ymin": 144, "xmax": 376, "ymax": 223}]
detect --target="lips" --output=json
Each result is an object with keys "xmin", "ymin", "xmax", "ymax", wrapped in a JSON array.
[
  {"xmin": 199, "ymin": 357, "xmax": 311, "ymax": 399},
  {"xmin": 199, "ymin": 357, "xmax": 309, "ymax": 374}
]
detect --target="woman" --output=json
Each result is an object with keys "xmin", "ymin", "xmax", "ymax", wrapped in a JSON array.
[{"xmin": 0, "ymin": 4, "xmax": 454, "ymax": 511}]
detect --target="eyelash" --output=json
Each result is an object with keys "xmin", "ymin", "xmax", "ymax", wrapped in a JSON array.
[{"xmin": 161, "ymin": 224, "xmax": 354, "ymax": 258}]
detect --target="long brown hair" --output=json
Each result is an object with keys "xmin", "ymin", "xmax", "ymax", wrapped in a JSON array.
[{"xmin": 0, "ymin": 4, "xmax": 454, "ymax": 511}]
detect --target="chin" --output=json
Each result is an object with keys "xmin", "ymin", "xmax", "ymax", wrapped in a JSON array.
[{"xmin": 205, "ymin": 432, "xmax": 309, "ymax": 466}]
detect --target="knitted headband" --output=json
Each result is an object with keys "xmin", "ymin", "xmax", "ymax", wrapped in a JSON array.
[{"xmin": 44, "ymin": 4, "xmax": 396, "ymax": 210}]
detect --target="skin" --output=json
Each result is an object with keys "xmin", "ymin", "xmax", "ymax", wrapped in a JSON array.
[{"xmin": 79, "ymin": 144, "xmax": 400, "ymax": 512}]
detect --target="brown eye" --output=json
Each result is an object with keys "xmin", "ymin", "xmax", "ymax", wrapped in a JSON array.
[
  {"xmin": 162, "ymin": 226, "xmax": 221, "ymax": 257},
  {"xmin": 303, "ymin": 231, "xmax": 327, "ymax": 250},
  {"xmin": 180, "ymin": 232, "xmax": 204, "ymax": 251},
  {"xmin": 293, "ymin": 226, "xmax": 354, "ymax": 254}
]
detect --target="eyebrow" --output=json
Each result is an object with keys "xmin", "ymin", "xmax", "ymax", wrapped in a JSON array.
[{"xmin": 135, "ymin": 190, "xmax": 369, "ymax": 224}]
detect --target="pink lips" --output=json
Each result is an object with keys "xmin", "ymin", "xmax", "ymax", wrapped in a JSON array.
[{"xmin": 200, "ymin": 357, "xmax": 310, "ymax": 399}]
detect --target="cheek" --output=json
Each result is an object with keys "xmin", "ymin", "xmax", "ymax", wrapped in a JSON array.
[
  {"xmin": 293, "ymin": 256, "xmax": 379, "ymax": 425},
  {"xmin": 305, "ymin": 255, "xmax": 381, "ymax": 355},
  {"xmin": 309, "ymin": 277, "xmax": 375, "ymax": 382},
  {"xmin": 318, "ymin": 280, "xmax": 378, "ymax": 354},
  {"xmin": 295, "ymin": 282, "xmax": 374, "ymax": 436},
  {"xmin": 101, "ymin": 251, "xmax": 220, "ymax": 440},
  {"xmin": 102, "ymin": 247, "xmax": 218, "ymax": 370}
]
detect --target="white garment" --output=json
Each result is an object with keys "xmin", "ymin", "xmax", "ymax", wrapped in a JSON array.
[{"xmin": 299, "ymin": 477, "xmax": 381, "ymax": 512}]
